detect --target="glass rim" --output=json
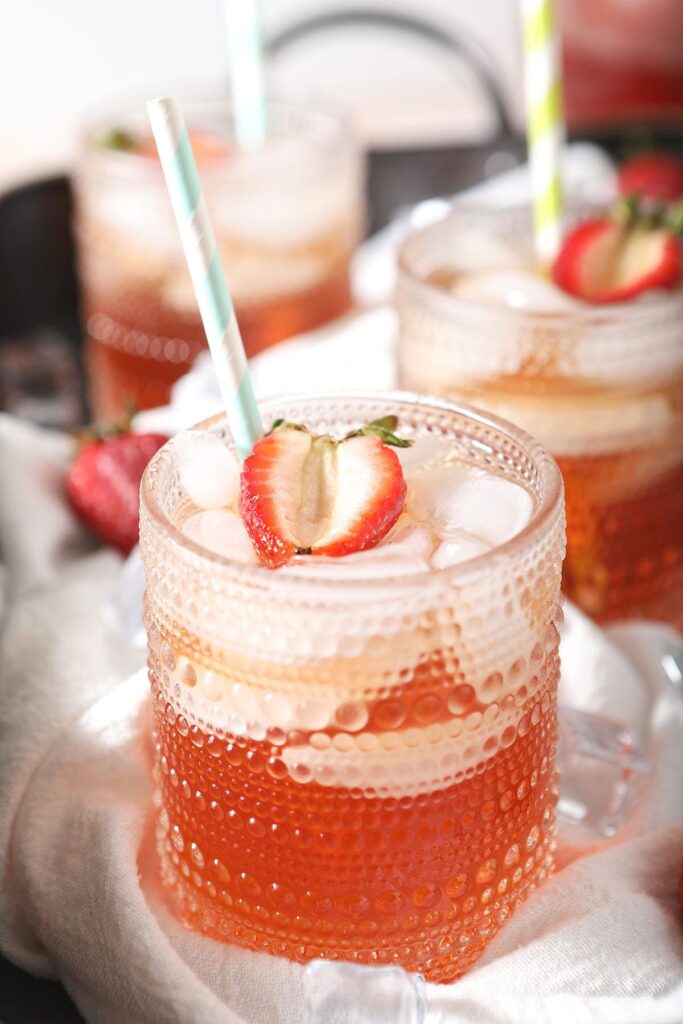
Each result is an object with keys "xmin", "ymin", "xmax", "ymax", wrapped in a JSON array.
[
  {"xmin": 140, "ymin": 390, "xmax": 564, "ymax": 595},
  {"xmin": 397, "ymin": 203, "xmax": 683, "ymax": 324},
  {"xmin": 78, "ymin": 78, "xmax": 358, "ymax": 185}
]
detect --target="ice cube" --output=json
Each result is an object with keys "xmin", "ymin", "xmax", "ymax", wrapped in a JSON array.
[
  {"xmin": 395, "ymin": 435, "xmax": 453, "ymax": 474},
  {"xmin": 88, "ymin": 183, "xmax": 181, "ymax": 256},
  {"xmin": 288, "ymin": 553, "xmax": 430, "ymax": 579},
  {"xmin": 409, "ymin": 464, "xmax": 533, "ymax": 547},
  {"xmin": 448, "ymin": 227, "xmax": 527, "ymax": 271},
  {"xmin": 381, "ymin": 519, "xmax": 435, "ymax": 558},
  {"xmin": 304, "ymin": 960, "xmax": 425, "ymax": 1024},
  {"xmin": 430, "ymin": 529, "xmax": 490, "ymax": 569},
  {"xmin": 174, "ymin": 430, "xmax": 240, "ymax": 510},
  {"xmin": 452, "ymin": 268, "xmax": 582, "ymax": 313},
  {"xmin": 557, "ymin": 706, "xmax": 652, "ymax": 842},
  {"xmin": 183, "ymin": 510, "xmax": 258, "ymax": 563},
  {"xmin": 286, "ymin": 522, "xmax": 433, "ymax": 579}
]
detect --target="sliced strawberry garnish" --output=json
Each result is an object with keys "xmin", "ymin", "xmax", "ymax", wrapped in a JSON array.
[
  {"xmin": 552, "ymin": 213, "xmax": 681, "ymax": 304},
  {"xmin": 618, "ymin": 153, "xmax": 683, "ymax": 204},
  {"xmin": 240, "ymin": 418, "xmax": 410, "ymax": 568},
  {"xmin": 66, "ymin": 426, "xmax": 168, "ymax": 554}
]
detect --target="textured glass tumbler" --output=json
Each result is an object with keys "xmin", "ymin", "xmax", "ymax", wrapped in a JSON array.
[
  {"xmin": 74, "ymin": 91, "xmax": 364, "ymax": 418},
  {"xmin": 140, "ymin": 392, "xmax": 565, "ymax": 983},
  {"xmin": 397, "ymin": 207, "xmax": 683, "ymax": 627}
]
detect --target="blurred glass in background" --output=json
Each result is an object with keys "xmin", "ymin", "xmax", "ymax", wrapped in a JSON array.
[{"xmin": 0, "ymin": 0, "xmax": 681, "ymax": 425}]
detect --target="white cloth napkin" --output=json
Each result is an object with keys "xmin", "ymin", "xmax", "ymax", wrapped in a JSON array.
[
  {"xmin": 1, "ymin": 412, "xmax": 682, "ymax": 1024},
  {"xmin": 2, "ymin": 144, "xmax": 683, "ymax": 1023}
]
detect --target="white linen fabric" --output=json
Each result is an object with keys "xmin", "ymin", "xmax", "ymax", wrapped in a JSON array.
[
  {"xmin": 1, "ymin": 412, "xmax": 682, "ymax": 1024},
  {"xmin": 1, "ymin": 144, "xmax": 682, "ymax": 1023}
]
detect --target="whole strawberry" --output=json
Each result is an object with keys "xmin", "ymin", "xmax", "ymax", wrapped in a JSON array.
[
  {"xmin": 66, "ymin": 422, "xmax": 168, "ymax": 554},
  {"xmin": 618, "ymin": 153, "xmax": 683, "ymax": 205}
]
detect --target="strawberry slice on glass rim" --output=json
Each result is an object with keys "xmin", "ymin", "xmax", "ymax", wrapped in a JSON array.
[
  {"xmin": 239, "ymin": 417, "xmax": 412, "ymax": 568},
  {"xmin": 552, "ymin": 198, "xmax": 682, "ymax": 304}
]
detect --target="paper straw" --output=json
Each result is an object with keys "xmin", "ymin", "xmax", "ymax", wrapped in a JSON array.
[
  {"xmin": 147, "ymin": 97, "xmax": 263, "ymax": 460},
  {"xmin": 520, "ymin": 0, "xmax": 565, "ymax": 265},
  {"xmin": 224, "ymin": 0, "xmax": 267, "ymax": 148}
]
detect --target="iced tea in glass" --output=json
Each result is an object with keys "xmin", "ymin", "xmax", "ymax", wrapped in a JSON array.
[
  {"xmin": 140, "ymin": 392, "xmax": 564, "ymax": 982},
  {"xmin": 74, "ymin": 94, "xmax": 364, "ymax": 417},
  {"xmin": 397, "ymin": 207, "xmax": 683, "ymax": 627}
]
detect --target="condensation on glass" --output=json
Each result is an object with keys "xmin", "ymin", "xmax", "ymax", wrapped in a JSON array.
[{"xmin": 140, "ymin": 392, "xmax": 565, "ymax": 982}]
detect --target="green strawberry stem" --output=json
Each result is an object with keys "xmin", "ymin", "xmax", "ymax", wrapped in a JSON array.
[
  {"xmin": 268, "ymin": 416, "xmax": 414, "ymax": 449},
  {"xmin": 100, "ymin": 128, "xmax": 136, "ymax": 152},
  {"xmin": 612, "ymin": 194, "xmax": 683, "ymax": 235},
  {"xmin": 346, "ymin": 416, "xmax": 413, "ymax": 449},
  {"xmin": 73, "ymin": 399, "xmax": 139, "ymax": 449},
  {"xmin": 667, "ymin": 200, "xmax": 683, "ymax": 235}
]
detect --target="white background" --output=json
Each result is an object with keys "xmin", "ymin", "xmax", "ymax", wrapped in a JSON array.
[{"xmin": 0, "ymin": 0, "xmax": 526, "ymax": 192}]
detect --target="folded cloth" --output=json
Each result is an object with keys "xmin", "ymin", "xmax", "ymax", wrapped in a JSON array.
[
  {"xmin": 133, "ymin": 141, "xmax": 617, "ymax": 438},
  {"xmin": 2, "ymin": 143, "xmax": 682, "ymax": 1022},
  {"xmin": 1, "ymin": 412, "xmax": 682, "ymax": 1024}
]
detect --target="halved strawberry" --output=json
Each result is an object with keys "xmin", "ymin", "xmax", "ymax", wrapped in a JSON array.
[
  {"xmin": 552, "ymin": 213, "xmax": 681, "ymax": 304},
  {"xmin": 618, "ymin": 153, "xmax": 683, "ymax": 204},
  {"xmin": 240, "ymin": 418, "xmax": 410, "ymax": 568}
]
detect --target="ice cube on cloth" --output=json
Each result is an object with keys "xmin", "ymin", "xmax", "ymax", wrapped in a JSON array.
[{"xmin": 2, "ymin": 143, "xmax": 682, "ymax": 1024}]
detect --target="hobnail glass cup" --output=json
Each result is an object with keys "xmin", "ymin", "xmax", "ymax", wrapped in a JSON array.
[
  {"xmin": 396, "ymin": 206, "xmax": 683, "ymax": 626},
  {"xmin": 140, "ymin": 391, "xmax": 565, "ymax": 982}
]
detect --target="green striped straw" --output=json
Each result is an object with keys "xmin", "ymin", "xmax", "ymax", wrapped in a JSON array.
[
  {"xmin": 147, "ymin": 97, "xmax": 263, "ymax": 460},
  {"xmin": 224, "ymin": 0, "xmax": 267, "ymax": 148},
  {"xmin": 520, "ymin": 0, "xmax": 565, "ymax": 265}
]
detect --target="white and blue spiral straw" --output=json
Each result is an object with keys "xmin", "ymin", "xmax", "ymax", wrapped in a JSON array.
[
  {"xmin": 147, "ymin": 97, "xmax": 263, "ymax": 460},
  {"xmin": 224, "ymin": 0, "xmax": 267, "ymax": 148}
]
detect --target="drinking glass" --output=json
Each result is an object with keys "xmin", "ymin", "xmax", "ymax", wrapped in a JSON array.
[
  {"xmin": 140, "ymin": 391, "xmax": 565, "ymax": 982},
  {"xmin": 397, "ymin": 207, "xmax": 683, "ymax": 626},
  {"xmin": 74, "ymin": 92, "xmax": 364, "ymax": 417}
]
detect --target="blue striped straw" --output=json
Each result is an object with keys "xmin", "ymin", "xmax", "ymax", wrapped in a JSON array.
[
  {"xmin": 147, "ymin": 97, "xmax": 263, "ymax": 460},
  {"xmin": 224, "ymin": 0, "xmax": 267, "ymax": 148}
]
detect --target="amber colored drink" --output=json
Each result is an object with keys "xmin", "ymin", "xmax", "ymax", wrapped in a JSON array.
[
  {"xmin": 397, "ymin": 207, "xmax": 683, "ymax": 627},
  {"xmin": 74, "ymin": 96, "xmax": 364, "ymax": 418},
  {"xmin": 140, "ymin": 393, "xmax": 565, "ymax": 981}
]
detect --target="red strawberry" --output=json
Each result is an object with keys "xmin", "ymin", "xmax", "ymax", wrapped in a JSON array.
[
  {"xmin": 618, "ymin": 153, "xmax": 683, "ymax": 204},
  {"xmin": 240, "ymin": 418, "xmax": 410, "ymax": 568},
  {"xmin": 66, "ymin": 429, "xmax": 168, "ymax": 554},
  {"xmin": 552, "ymin": 212, "xmax": 681, "ymax": 304}
]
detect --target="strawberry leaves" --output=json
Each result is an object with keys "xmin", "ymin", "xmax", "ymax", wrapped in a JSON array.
[
  {"xmin": 269, "ymin": 415, "xmax": 414, "ymax": 449},
  {"xmin": 346, "ymin": 415, "xmax": 414, "ymax": 449}
]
